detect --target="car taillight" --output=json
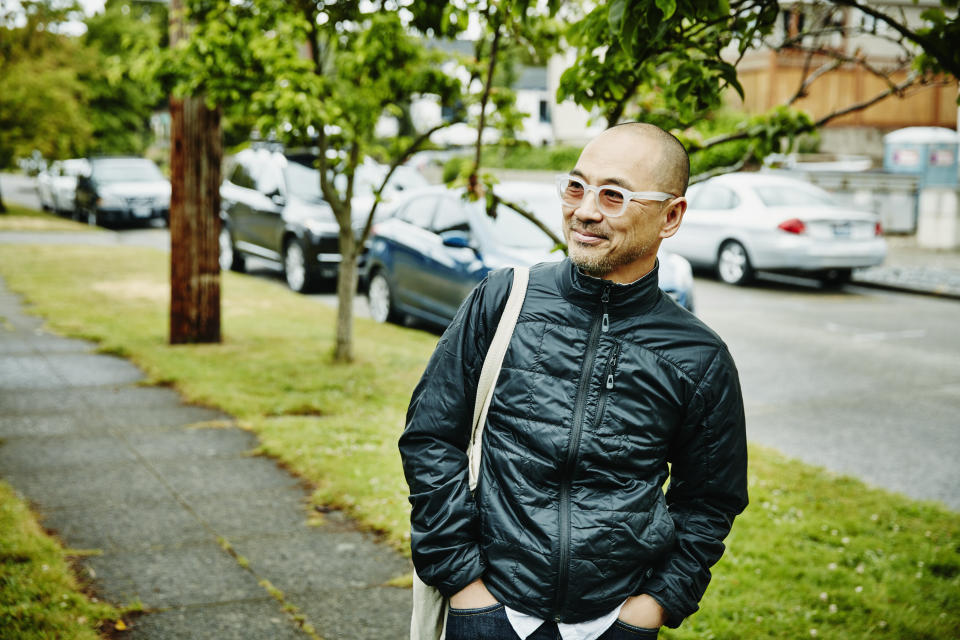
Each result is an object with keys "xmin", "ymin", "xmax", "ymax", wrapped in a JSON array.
[
  {"xmin": 875, "ymin": 221, "xmax": 883, "ymax": 236},
  {"xmin": 778, "ymin": 218, "xmax": 806, "ymax": 234}
]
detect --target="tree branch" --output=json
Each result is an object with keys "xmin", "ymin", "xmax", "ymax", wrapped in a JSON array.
[
  {"xmin": 830, "ymin": 0, "xmax": 958, "ymax": 78},
  {"xmin": 690, "ymin": 145, "xmax": 755, "ymax": 184},
  {"xmin": 491, "ymin": 194, "xmax": 566, "ymax": 251},
  {"xmin": 470, "ymin": 14, "xmax": 502, "ymax": 197},
  {"xmin": 789, "ymin": 57, "xmax": 843, "ymax": 104},
  {"xmin": 812, "ymin": 71, "xmax": 921, "ymax": 128},
  {"xmin": 779, "ymin": 43, "xmax": 910, "ymax": 95},
  {"xmin": 604, "ymin": 71, "xmax": 644, "ymax": 127},
  {"xmin": 357, "ymin": 122, "xmax": 453, "ymax": 248},
  {"xmin": 695, "ymin": 71, "xmax": 931, "ymax": 154}
]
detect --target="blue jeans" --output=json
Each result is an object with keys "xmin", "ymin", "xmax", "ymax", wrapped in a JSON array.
[{"xmin": 445, "ymin": 604, "xmax": 659, "ymax": 640}]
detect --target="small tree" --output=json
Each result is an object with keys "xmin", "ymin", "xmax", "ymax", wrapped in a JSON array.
[{"xmin": 171, "ymin": 0, "xmax": 461, "ymax": 361}]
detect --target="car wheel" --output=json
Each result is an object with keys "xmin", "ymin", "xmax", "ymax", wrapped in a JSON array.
[
  {"xmin": 219, "ymin": 226, "xmax": 245, "ymax": 272},
  {"xmin": 367, "ymin": 271, "xmax": 398, "ymax": 324},
  {"xmin": 284, "ymin": 238, "xmax": 318, "ymax": 293},
  {"xmin": 819, "ymin": 268, "xmax": 852, "ymax": 288},
  {"xmin": 717, "ymin": 240, "xmax": 753, "ymax": 286}
]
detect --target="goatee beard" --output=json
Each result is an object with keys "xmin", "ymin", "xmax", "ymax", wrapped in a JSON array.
[{"xmin": 567, "ymin": 231, "xmax": 652, "ymax": 279}]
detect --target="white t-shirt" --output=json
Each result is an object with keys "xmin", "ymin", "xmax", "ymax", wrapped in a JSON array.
[{"xmin": 503, "ymin": 600, "xmax": 627, "ymax": 640}]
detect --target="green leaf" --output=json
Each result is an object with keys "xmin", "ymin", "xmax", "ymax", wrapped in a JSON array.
[
  {"xmin": 655, "ymin": 0, "xmax": 677, "ymax": 19},
  {"xmin": 607, "ymin": 0, "xmax": 628, "ymax": 33}
]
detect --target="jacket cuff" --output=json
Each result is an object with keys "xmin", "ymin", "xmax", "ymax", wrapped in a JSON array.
[
  {"xmin": 640, "ymin": 583, "xmax": 693, "ymax": 629},
  {"xmin": 436, "ymin": 555, "xmax": 486, "ymax": 599}
]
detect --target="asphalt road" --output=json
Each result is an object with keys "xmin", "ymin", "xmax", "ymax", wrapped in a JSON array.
[{"xmin": 694, "ymin": 275, "xmax": 960, "ymax": 510}]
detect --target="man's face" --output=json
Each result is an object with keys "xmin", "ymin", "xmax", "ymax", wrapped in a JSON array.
[{"xmin": 562, "ymin": 129, "xmax": 684, "ymax": 284}]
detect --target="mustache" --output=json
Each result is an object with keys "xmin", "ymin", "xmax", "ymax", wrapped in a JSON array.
[{"xmin": 568, "ymin": 222, "xmax": 608, "ymax": 239}]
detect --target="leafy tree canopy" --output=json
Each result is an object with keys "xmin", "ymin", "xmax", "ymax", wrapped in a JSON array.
[
  {"xmin": 0, "ymin": 1, "xmax": 94, "ymax": 167},
  {"xmin": 559, "ymin": 0, "xmax": 958, "ymax": 179}
]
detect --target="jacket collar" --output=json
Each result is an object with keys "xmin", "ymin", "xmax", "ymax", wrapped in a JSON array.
[{"xmin": 557, "ymin": 257, "xmax": 662, "ymax": 313}]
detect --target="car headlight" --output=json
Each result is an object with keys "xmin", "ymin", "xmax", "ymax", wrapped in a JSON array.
[{"xmin": 96, "ymin": 192, "xmax": 125, "ymax": 208}]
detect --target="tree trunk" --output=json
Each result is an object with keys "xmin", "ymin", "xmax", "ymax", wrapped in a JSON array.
[
  {"xmin": 169, "ymin": 95, "xmax": 222, "ymax": 344},
  {"xmin": 334, "ymin": 228, "xmax": 358, "ymax": 363}
]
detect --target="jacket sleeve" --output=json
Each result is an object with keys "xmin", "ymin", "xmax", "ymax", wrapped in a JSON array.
[
  {"xmin": 642, "ymin": 346, "xmax": 749, "ymax": 628},
  {"xmin": 398, "ymin": 269, "xmax": 513, "ymax": 598}
]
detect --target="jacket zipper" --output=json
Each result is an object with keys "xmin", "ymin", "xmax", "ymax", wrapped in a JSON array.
[{"xmin": 553, "ymin": 285, "xmax": 610, "ymax": 619}]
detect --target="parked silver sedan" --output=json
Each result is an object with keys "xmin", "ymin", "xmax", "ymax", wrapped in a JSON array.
[
  {"xmin": 37, "ymin": 158, "xmax": 89, "ymax": 214},
  {"xmin": 664, "ymin": 172, "xmax": 887, "ymax": 286}
]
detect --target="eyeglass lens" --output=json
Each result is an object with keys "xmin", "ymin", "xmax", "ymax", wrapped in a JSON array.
[{"xmin": 559, "ymin": 177, "xmax": 626, "ymax": 216}]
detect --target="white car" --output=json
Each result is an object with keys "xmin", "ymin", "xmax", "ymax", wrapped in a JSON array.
[
  {"xmin": 37, "ymin": 158, "xmax": 89, "ymax": 214},
  {"xmin": 665, "ymin": 172, "xmax": 887, "ymax": 286}
]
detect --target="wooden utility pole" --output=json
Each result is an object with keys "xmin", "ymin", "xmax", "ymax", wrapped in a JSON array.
[{"xmin": 168, "ymin": 0, "xmax": 222, "ymax": 344}]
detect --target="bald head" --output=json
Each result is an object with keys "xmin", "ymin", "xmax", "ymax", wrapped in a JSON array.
[{"xmin": 602, "ymin": 122, "xmax": 690, "ymax": 196}]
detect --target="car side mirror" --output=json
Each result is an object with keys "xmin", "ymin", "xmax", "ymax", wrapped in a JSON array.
[{"xmin": 441, "ymin": 231, "xmax": 471, "ymax": 249}]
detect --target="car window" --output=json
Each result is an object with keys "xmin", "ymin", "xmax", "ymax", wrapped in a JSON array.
[
  {"xmin": 254, "ymin": 158, "xmax": 284, "ymax": 196},
  {"xmin": 61, "ymin": 160, "xmax": 88, "ymax": 177},
  {"xmin": 396, "ymin": 195, "xmax": 439, "ymax": 229},
  {"xmin": 432, "ymin": 198, "xmax": 470, "ymax": 234},
  {"xmin": 753, "ymin": 184, "xmax": 837, "ymax": 207},
  {"xmin": 474, "ymin": 198, "xmax": 559, "ymax": 251},
  {"xmin": 284, "ymin": 160, "xmax": 324, "ymax": 202},
  {"xmin": 228, "ymin": 159, "xmax": 256, "ymax": 190},
  {"xmin": 690, "ymin": 184, "xmax": 739, "ymax": 210}
]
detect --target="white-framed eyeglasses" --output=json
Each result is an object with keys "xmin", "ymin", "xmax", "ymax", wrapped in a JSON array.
[{"xmin": 555, "ymin": 174, "xmax": 676, "ymax": 217}]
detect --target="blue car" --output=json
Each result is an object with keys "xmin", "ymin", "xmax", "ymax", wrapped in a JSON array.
[{"xmin": 363, "ymin": 182, "xmax": 695, "ymax": 327}]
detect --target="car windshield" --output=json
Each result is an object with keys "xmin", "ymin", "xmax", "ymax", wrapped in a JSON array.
[
  {"xmin": 753, "ymin": 183, "xmax": 837, "ymax": 207},
  {"xmin": 474, "ymin": 193, "xmax": 561, "ymax": 251},
  {"xmin": 92, "ymin": 160, "xmax": 164, "ymax": 183},
  {"xmin": 284, "ymin": 159, "xmax": 325, "ymax": 202}
]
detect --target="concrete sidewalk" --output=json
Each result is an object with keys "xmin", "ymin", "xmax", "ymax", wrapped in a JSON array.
[
  {"xmin": 0, "ymin": 277, "xmax": 411, "ymax": 639},
  {"xmin": 852, "ymin": 235, "xmax": 960, "ymax": 299}
]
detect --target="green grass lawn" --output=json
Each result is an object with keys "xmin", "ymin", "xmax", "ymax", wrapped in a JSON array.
[
  {"xmin": 0, "ymin": 203, "xmax": 100, "ymax": 232},
  {"xmin": 0, "ymin": 481, "xmax": 126, "ymax": 639},
  {"xmin": 0, "ymin": 244, "xmax": 957, "ymax": 640}
]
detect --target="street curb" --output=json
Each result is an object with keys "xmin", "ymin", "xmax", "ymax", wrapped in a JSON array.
[{"xmin": 850, "ymin": 278, "xmax": 960, "ymax": 302}]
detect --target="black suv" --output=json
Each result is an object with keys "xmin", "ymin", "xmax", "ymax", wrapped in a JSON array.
[{"xmin": 74, "ymin": 157, "xmax": 171, "ymax": 227}]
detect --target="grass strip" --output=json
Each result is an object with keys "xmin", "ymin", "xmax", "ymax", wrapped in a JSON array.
[
  {"xmin": 0, "ymin": 204, "xmax": 101, "ymax": 232},
  {"xmin": 0, "ymin": 243, "xmax": 957, "ymax": 639},
  {"xmin": 0, "ymin": 481, "xmax": 125, "ymax": 639}
]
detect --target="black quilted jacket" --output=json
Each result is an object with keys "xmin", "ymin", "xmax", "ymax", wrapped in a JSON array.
[{"xmin": 399, "ymin": 258, "xmax": 748, "ymax": 627}]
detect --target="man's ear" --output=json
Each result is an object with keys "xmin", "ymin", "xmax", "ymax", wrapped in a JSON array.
[{"xmin": 659, "ymin": 197, "xmax": 687, "ymax": 239}]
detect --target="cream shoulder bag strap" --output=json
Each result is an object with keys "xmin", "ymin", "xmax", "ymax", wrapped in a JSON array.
[{"xmin": 410, "ymin": 266, "xmax": 530, "ymax": 640}]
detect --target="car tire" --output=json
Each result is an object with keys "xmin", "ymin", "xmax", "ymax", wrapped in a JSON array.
[
  {"xmin": 717, "ymin": 240, "xmax": 753, "ymax": 286},
  {"xmin": 219, "ymin": 226, "xmax": 245, "ymax": 273},
  {"xmin": 819, "ymin": 268, "xmax": 852, "ymax": 288},
  {"xmin": 367, "ymin": 271, "xmax": 398, "ymax": 324},
  {"xmin": 283, "ymin": 238, "xmax": 318, "ymax": 293}
]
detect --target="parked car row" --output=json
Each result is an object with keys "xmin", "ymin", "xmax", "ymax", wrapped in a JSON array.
[
  {"xmin": 38, "ymin": 148, "xmax": 883, "ymax": 327},
  {"xmin": 37, "ymin": 156, "xmax": 171, "ymax": 227},
  {"xmin": 215, "ymin": 150, "xmax": 887, "ymax": 328}
]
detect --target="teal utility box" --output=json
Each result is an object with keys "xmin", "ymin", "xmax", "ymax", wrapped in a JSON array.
[{"xmin": 883, "ymin": 127, "xmax": 960, "ymax": 187}]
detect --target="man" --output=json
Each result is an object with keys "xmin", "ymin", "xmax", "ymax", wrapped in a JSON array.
[{"xmin": 400, "ymin": 123, "xmax": 748, "ymax": 640}]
